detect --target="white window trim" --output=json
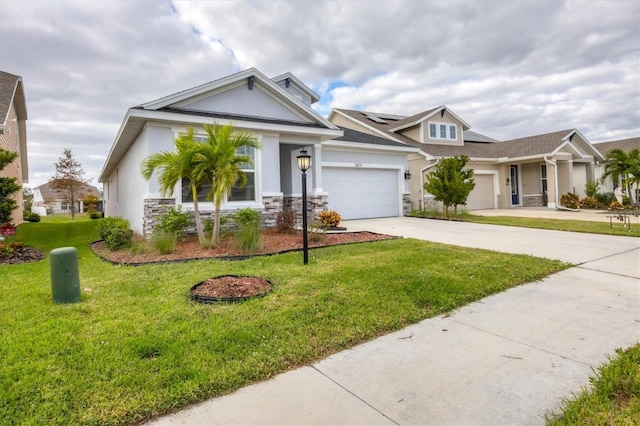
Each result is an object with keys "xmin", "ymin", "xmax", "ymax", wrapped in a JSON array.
[{"xmin": 427, "ymin": 121, "xmax": 458, "ymax": 141}]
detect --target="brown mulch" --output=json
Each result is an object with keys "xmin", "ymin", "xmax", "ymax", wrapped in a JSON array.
[
  {"xmin": 0, "ymin": 246, "xmax": 46, "ymax": 265},
  {"xmin": 91, "ymin": 229, "xmax": 395, "ymax": 265},
  {"xmin": 191, "ymin": 276, "xmax": 272, "ymax": 300}
]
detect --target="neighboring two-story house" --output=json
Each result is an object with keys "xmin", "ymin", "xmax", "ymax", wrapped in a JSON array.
[
  {"xmin": 329, "ymin": 107, "xmax": 604, "ymax": 210},
  {"xmin": 0, "ymin": 70, "xmax": 28, "ymax": 224}
]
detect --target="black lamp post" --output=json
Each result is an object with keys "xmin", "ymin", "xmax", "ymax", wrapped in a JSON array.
[{"xmin": 296, "ymin": 148, "xmax": 311, "ymax": 265}]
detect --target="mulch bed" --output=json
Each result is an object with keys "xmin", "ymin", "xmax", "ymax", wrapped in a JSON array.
[
  {"xmin": 0, "ymin": 246, "xmax": 45, "ymax": 265},
  {"xmin": 91, "ymin": 229, "xmax": 396, "ymax": 265},
  {"xmin": 190, "ymin": 275, "xmax": 273, "ymax": 303}
]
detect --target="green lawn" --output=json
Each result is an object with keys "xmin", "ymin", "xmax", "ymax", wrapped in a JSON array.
[
  {"xmin": 1, "ymin": 220, "xmax": 568, "ymax": 424},
  {"xmin": 39, "ymin": 212, "xmax": 93, "ymax": 223},
  {"xmin": 546, "ymin": 344, "xmax": 640, "ymax": 425},
  {"xmin": 410, "ymin": 210, "xmax": 640, "ymax": 237}
]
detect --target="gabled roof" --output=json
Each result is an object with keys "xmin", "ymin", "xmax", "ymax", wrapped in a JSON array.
[
  {"xmin": 271, "ymin": 72, "xmax": 321, "ymax": 103},
  {"xmin": 333, "ymin": 126, "xmax": 415, "ymax": 148},
  {"xmin": 100, "ymin": 68, "xmax": 341, "ymax": 182},
  {"xmin": 497, "ymin": 129, "xmax": 603, "ymax": 160},
  {"xmin": 463, "ymin": 130, "xmax": 500, "ymax": 143},
  {"xmin": 36, "ymin": 181, "xmax": 101, "ymax": 200},
  {"xmin": 593, "ymin": 137, "xmax": 640, "ymax": 155},
  {"xmin": 0, "ymin": 70, "xmax": 28, "ymax": 181},
  {"xmin": 387, "ymin": 105, "xmax": 471, "ymax": 132}
]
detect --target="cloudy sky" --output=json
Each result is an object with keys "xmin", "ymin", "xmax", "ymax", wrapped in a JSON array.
[{"xmin": 1, "ymin": 0, "xmax": 638, "ymax": 189}]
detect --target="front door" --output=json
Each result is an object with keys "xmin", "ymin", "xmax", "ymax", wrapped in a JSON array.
[{"xmin": 510, "ymin": 165, "xmax": 520, "ymax": 205}]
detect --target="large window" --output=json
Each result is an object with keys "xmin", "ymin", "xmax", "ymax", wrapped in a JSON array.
[
  {"xmin": 181, "ymin": 136, "xmax": 256, "ymax": 203},
  {"xmin": 427, "ymin": 122, "xmax": 457, "ymax": 140}
]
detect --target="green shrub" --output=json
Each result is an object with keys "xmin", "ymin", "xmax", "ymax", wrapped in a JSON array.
[
  {"xmin": 151, "ymin": 229, "xmax": 177, "ymax": 254},
  {"xmin": 609, "ymin": 200, "xmax": 626, "ymax": 210},
  {"xmin": 97, "ymin": 216, "xmax": 131, "ymax": 240},
  {"xmin": 584, "ymin": 180, "xmax": 600, "ymax": 198},
  {"xmin": 595, "ymin": 192, "xmax": 615, "ymax": 207},
  {"xmin": 318, "ymin": 210, "xmax": 342, "ymax": 227},
  {"xmin": 560, "ymin": 193, "xmax": 580, "ymax": 209},
  {"xmin": 155, "ymin": 205, "xmax": 190, "ymax": 239},
  {"xmin": 204, "ymin": 216, "xmax": 228, "ymax": 240},
  {"xmin": 276, "ymin": 210, "xmax": 296, "ymax": 233},
  {"xmin": 89, "ymin": 212, "xmax": 103, "ymax": 220},
  {"xmin": 105, "ymin": 228, "xmax": 133, "ymax": 251},
  {"xmin": 580, "ymin": 197, "xmax": 599, "ymax": 209},
  {"xmin": 231, "ymin": 208, "xmax": 262, "ymax": 253},
  {"xmin": 23, "ymin": 212, "xmax": 40, "ymax": 222}
]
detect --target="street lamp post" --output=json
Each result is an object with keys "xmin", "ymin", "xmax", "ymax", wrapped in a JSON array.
[{"xmin": 296, "ymin": 148, "xmax": 311, "ymax": 265}]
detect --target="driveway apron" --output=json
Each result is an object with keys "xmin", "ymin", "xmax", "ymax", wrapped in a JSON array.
[{"xmin": 149, "ymin": 217, "xmax": 639, "ymax": 425}]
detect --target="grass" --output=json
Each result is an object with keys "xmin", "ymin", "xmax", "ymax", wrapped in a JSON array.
[
  {"xmin": 410, "ymin": 209, "xmax": 640, "ymax": 237},
  {"xmin": 546, "ymin": 344, "xmax": 640, "ymax": 425},
  {"xmin": 39, "ymin": 212, "xmax": 94, "ymax": 223},
  {"xmin": 1, "ymin": 220, "xmax": 568, "ymax": 424}
]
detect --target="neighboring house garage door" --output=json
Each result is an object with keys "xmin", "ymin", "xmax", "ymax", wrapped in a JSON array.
[
  {"xmin": 323, "ymin": 167, "xmax": 399, "ymax": 220},
  {"xmin": 466, "ymin": 174, "xmax": 495, "ymax": 210}
]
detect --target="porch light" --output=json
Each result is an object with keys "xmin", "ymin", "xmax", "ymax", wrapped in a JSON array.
[
  {"xmin": 296, "ymin": 148, "xmax": 312, "ymax": 265},
  {"xmin": 404, "ymin": 170, "xmax": 412, "ymax": 180}
]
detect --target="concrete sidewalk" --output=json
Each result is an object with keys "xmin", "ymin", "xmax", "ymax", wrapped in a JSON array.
[{"xmin": 149, "ymin": 218, "xmax": 639, "ymax": 425}]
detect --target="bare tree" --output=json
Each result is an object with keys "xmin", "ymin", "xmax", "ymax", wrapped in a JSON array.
[{"xmin": 50, "ymin": 148, "xmax": 89, "ymax": 220}]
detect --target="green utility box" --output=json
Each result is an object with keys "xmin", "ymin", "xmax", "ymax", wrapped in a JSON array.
[{"xmin": 50, "ymin": 247, "xmax": 81, "ymax": 304}]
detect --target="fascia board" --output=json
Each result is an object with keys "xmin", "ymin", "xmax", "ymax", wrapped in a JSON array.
[
  {"xmin": 322, "ymin": 139, "xmax": 420, "ymax": 154},
  {"xmin": 388, "ymin": 105, "xmax": 472, "ymax": 132},
  {"xmin": 331, "ymin": 109, "xmax": 405, "ymax": 144}
]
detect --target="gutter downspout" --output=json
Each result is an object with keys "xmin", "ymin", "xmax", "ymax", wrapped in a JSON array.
[
  {"xmin": 420, "ymin": 159, "xmax": 440, "ymax": 210},
  {"xmin": 544, "ymin": 156, "xmax": 558, "ymax": 209}
]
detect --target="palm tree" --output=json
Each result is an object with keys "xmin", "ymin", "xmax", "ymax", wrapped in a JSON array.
[
  {"xmin": 192, "ymin": 123, "xmax": 260, "ymax": 245},
  {"xmin": 601, "ymin": 148, "xmax": 640, "ymax": 205},
  {"xmin": 141, "ymin": 129, "xmax": 208, "ymax": 245}
]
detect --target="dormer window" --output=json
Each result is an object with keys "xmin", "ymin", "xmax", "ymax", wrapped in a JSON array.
[{"xmin": 428, "ymin": 122, "xmax": 458, "ymax": 140}]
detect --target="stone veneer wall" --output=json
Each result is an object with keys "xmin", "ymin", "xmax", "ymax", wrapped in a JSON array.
[
  {"xmin": 523, "ymin": 194, "xmax": 544, "ymax": 207},
  {"xmin": 143, "ymin": 196, "xmax": 283, "ymax": 238},
  {"xmin": 403, "ymin": 194, "xmax": 411, "ymax": 216},
  {"xmin": 143, "ymin": 198, "xmax": 176, "ymax": 237},
  {"xmin": 284, "ymin": 194, "xmax": 328, "ymax": 227}
]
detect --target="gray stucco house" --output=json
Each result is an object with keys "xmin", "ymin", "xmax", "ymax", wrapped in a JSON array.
[{"xmin": 99, "ymin": 68, "xmax": 417, "ymax": 236}]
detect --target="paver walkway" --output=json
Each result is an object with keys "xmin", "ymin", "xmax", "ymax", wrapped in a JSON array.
[{"xmin": 149, "ymin": 217, "xmax": 639, "ymax": 425}]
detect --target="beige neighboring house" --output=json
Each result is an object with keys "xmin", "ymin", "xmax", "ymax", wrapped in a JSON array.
[
  {"xmin": 593, "ymin": 136, "xmax": 640, "ymax": 202},
  {"xmin": 329, "ymin": 106, "xmax": 604, "ymax": 210},
  {"xmin": 0, "ymin": 70, "xmax": 28, "ymax": 224},
  {"xmin": 32, "ymin": 182, "xmax": 103, "ymax": 215}
]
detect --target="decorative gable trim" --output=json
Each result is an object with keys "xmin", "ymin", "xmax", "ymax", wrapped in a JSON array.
[
  {"xmin": 271, "ymin": 72, "xmax": 321, "ymax": 103},
  {"xmin": 552, "ymin": 129, "xmax": 604, "ymax": 160}
]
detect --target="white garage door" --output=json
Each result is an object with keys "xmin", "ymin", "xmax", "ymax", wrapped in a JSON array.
[
  {"xmin": 323, "ymin": 167, "xmax": 399, "ymax": 220},
  {"xmin": 466, "ymin": 174, "xmax": 495, "ymax": 210}
]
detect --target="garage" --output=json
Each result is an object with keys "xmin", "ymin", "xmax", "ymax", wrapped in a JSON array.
[
  {"xmin": 323, "ymin": 167, "xmax": 400, "ymax": 220},
  {"xmin": 466, "ymin": 174, "xmax": 495, "ymax": 210}
]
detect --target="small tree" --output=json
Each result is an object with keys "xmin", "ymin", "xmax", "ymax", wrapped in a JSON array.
[
  {"xmin": 0, "ymin": 148, "xmax": 21, "ymax": 224},
  {"xmin": 424, "ymin": 155, "xmax": 475, "ymax": 215},
  {"xmin": 50, "ymin": 148, "xmax": 90, "ymax": 220},
  {"xmin": 82, "ymin": 193, "xmax": 99, "ymax": 213},
  {"xmin": 23, "ymin": 186, "xmax": 33, "ymax": 213}
]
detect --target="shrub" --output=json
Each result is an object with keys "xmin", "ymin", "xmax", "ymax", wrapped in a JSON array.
[
  {"xmin": 155, "ymin": 205, "xmax": 190, "ymax": 239},
  {"xmin": 151, "ymin": 229, "xmax": 177, "ymax": 254},
  {"xmin": 231, "ymin": 208, "xmax": 262, "ymax": 253},
  {"xmin": 318, "ymin": 210, "xmax": 342, "ymax": 228},
  {"xmin": 98, "ymin": 216, "xmax": 131, "ymax": 240},
  {"xmin": 24, "ymin": 212, "xmax": 40, "ymax": 222},
  {"xmin": 89, "ymin": 212, "xmax": 103, "ymax": 220},
  {"xmin": 105, "ymin": 228, "xmax": 133, "ymax": 251},
  {"xmin": 308, "ymin": 221, "xmax": 327, "ymax": 243},
  {"xmin": 609, "ymin": 200, "xmax": 626, "ymax": 210},
  {"xmin": 560, "ymin": 193, "xmax": 580, "ymax": 209},
  {"xmin": 584, "ymin": 180, "xmax": 600, "ymax": 198},
  {"xmin": 595, "ymin": 192, "xmax": 615, "ymax": 207},
  {"xmin": 276, "ymin": 210, "xmax": 296, "ymax": 233},
  {"xmin": 579, "ymin": 197, "xmax": 599, "ymax": 209}
]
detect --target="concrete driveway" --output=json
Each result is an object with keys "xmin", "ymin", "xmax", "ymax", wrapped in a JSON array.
[{"xmin": 149, "ymin": 217, "xmax": 639, "ymax": 425}]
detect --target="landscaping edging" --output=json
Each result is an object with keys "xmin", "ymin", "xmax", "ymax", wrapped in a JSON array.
[{"xmin": 189, "ymin": 275, "xmax": 273, "ymax": 304}]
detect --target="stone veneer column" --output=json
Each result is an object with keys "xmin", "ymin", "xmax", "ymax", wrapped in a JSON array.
[
  {"xmin": 143, "ymin": 198, "xmax": 176, "ymax": 238},
  {"xmin": 261, "ymin": 195, "xmax": 283, "ymax": 228},
  {"xmin": 283, "ymin": 194, "xmax": 328, "ymax": 227},
  {"xmin": 403, "ymin": 193, "xmax": 411, "ymax": 216}
]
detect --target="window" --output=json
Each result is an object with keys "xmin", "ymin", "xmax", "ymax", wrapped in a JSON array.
[
  {"xmin": 181, "ymin": 137, "xmax": 256, "ymax": 203},
  {"xmin": 428, "ymin": 122, "xmax": 458, "ymax": 140},
  {"xmin": 429, "ymin": 123, "xmax": 436, "ymax": 138},
  {"xmin": 541, "ymin": 164, "xmax": 548, "ymax": 193}
]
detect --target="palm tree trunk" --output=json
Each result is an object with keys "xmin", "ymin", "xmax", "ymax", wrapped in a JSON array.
[
  {"xmin": 191, "ymin": 184, "xmax": 207, "ymax": 246},
  {"xmin": 213, "ymin": 203, "xmax": 221, "ymax": 246}
]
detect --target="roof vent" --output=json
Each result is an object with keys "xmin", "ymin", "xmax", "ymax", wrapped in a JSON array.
[
  {"xmin": 248, "ymin": 76, "xmax": 255, "ymax": 90},
  {"xmin": 440, "ymin": 108, "xmax": 446, "ymax": 118}
]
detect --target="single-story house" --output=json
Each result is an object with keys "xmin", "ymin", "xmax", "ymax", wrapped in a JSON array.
[
  {"xmin": 99, "ymin": 68, "xmax": 418, "ymax": 236},
  {"xmin": 329, "ymin": 107, "xmax": 605, "ymax": 210},
  {"xmin": 593, "ymin": 137, "xmax": 640, "ymax": 202},
  {"xmin": 32, "ymin": 181, "xmax": 103, "ymax": 215},
  {"xmin": 0, "ymin": 70, "xmax": 28, "ymax": 224}
]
